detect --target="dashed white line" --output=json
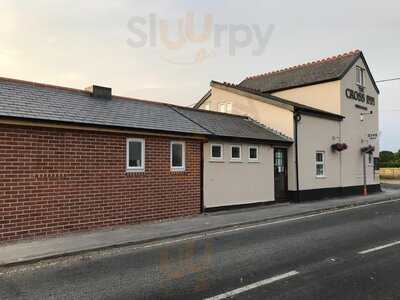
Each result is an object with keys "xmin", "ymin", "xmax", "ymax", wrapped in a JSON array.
[
  {"xmin": 204, "ymin": 271, "xmax": 299, "ymax": 300},
  {"xmin": 358, "ymin": 240, "xmax": 400, "ymax": 255}
]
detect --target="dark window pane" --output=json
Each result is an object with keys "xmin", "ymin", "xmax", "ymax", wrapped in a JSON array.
[
  {"xmin": 129, "ymin": 141, "xmax": 142, "ymax": 167},
  {"xmin": 232, "ymin": 146, "xmax": 240, "ymax": 159},
  {"xmin": 316, "ymin": 164, "xmax": 324, "ymax": 176},
  {"xmin": 212, "ymin": 145, "xmax": 222, "ymax": 158},
  {"xmin": 172, "ymin": 143, "xmax": 183, "ymax": 167},
  {"xmin": 250, "ymin": 148, "xmax": 258, "ymax": 159}
]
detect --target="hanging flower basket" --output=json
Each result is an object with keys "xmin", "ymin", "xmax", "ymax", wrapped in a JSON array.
[
  {"xmin": 331, "ymin": 143, "xmax": 348, "ymax": 152},
  {"xmin": 361, "ymin": 145, "xmax": 375, "ymax": 154}
]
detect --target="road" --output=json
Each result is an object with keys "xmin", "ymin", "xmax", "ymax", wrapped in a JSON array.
[{"xmin": 1, "ymin": 199, "xmax": 400, "ymax": 299}]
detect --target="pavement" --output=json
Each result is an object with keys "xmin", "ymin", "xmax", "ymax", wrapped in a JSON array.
[
  {"xmin": 2, "ymin": 191, "xmax": 400, "ymax": 299},
  {"xmin": 1, "ymin": 188, "xmax": 400, "ymax": 267},
  {"xmin": 381, "ymin": 180, "xmax": 400, "ymax": 189}
]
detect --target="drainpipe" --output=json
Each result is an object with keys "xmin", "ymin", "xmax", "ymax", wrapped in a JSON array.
[
  {"xmin": 294, "ymin": 112, "xmax": 302, "ymax": 203},
  {"xmin": 363, "ymin": 151, "xmax": 367, "ymax": 196}
]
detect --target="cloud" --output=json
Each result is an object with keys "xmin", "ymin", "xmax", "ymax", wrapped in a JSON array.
[{"xmin": 0, "ymin": 0, "xmax": 399, "ymax": 148}]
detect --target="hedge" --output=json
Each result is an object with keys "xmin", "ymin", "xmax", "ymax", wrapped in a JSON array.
[{"xmin": 379, "ymin": 162, "xmax": 400, "ymax": 168}]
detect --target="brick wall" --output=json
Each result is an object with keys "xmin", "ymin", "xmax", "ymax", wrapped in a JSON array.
[{"xmin": 0, "ymin": 124, "xmax": 202, "ymax": 242}]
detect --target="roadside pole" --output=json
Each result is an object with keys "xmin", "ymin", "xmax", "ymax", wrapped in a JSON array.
[{"xmin": 363, "ymin": 152, "xmax": 368, "ymax": 196}]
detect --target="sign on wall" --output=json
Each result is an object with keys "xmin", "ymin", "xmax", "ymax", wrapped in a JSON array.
[{"xmin": 345, "ymin": 88, "xmax": 375, "ymax": 106}]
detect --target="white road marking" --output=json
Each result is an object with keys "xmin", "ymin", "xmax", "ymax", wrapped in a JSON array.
[
  {"xmin": 358, "ymin": 240, "xmax": 400, "ymax": 255},
  {"xmin": 126, "ymin": 198, "xmax": 400, "ymax": 252},
  {"xmin": 204, "ymin": 271, "xmax": 299, "ymax": 300}
]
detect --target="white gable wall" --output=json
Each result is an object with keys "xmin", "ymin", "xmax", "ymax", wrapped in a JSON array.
[
  {"xmin": 340, "ymin": 57, "xmax": 380, "ymax": 187},
  {"xmin": 273, "ymin": 80, "xmax": 341, "ymax": 115}
]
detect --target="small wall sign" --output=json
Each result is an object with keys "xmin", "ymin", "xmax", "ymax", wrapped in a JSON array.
[{"xmin": 345, "ymin": 88, "xmax": 375, "ymax": 106}]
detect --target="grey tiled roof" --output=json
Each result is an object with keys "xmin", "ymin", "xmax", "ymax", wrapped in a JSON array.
[
  {"xmin": 0, "ymin": 77, "xmax": 292, "ymax": 143},
  {"xmin": 173, "ymin": 106, "xmax": 292, "ymax": 142},
  {"xmin": 0, "ymin": 78, "xmax": 209, "ymax": 135},
  {"xmin": 240, "ymin": 50, "xmax": 361, "ymax": 92}
]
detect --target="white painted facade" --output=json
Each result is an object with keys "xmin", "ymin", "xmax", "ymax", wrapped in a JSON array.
[
  {"xmin": 203, "ymin": 141, "xmax": 275, "ymax": 208},
  {"xmin": 199, "ymin": 52, "xmax": 380, "ymax": 206}
]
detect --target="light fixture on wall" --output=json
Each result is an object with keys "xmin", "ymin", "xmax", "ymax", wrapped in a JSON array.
[{"xmin": 360, "ymin": 110, "xmax": 373, "ymax": 122}]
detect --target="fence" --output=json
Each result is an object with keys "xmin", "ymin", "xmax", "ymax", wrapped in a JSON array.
[{"xmin": 380, "ymin": 168, "xmax": 400, "ymax": 179}]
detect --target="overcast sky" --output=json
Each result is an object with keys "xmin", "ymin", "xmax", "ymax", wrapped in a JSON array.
[{"xmin": 1, "ymin": 0, "xmax": 399, "ymax": 150}]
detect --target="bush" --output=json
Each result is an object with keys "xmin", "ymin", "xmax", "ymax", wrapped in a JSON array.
[
  {"xmin": 380, "ymin": 162, "xmax": 400, "ymax": 168},
  {"xmin": 380, "ymin": 151, "xmax": 395, "ymax": 163}
]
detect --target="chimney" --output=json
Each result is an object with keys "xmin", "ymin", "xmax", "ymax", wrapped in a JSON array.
[{"xmin": 85, "ymin": 85, "xmax": 112, "ymax": 100}]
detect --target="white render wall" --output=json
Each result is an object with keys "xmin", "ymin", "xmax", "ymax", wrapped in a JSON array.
[
  {"xmin": 296, "ymin": 114, "xmax": 342, "ymax": 190},
  {"xmin": 203, "ymin": 141, "xmax": 275, "ymax": 208},
  {"xmin": 202, "ymin": 86, "xmax": 295, "ymax": 138},
  {"xmin": 340, "ymin": 57, "xmax": 380, "ymax": 187},
  {"xmin": 199, "ymin": 55, "xmax": 380, "ymax": 197}
]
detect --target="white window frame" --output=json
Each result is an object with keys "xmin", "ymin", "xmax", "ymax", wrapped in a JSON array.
[
  {"xmin": 226, "ymin": 102, "xmax": 232, "ymax": 113},
  {"xmin": 315, "ymin": 151, "xmax": 325, "ymax": 178},
  {"xmin": 204, "ymin": 103, "xmax": 210, "ymax": 111},
  {"xmin": 210, "ymin": 144, "xmax": 224, "ymax": 161},
  {"xmin": 248, "ymin": 146, "xmax": 259, "ymax": 162},
  {"xmin": 170, "ymin": 141, "xmax": 186, "ymax": 171},
  {"xmin": 230, "ymin": 145, "xmax": 242, "ymax": 161},
  {"xmin": 126, "ymin": 138, "xmax": 145, "ymax": 172},
  {"xmin": 218, "ymin": 103, "xmax": 226, "ymax": 113},
  {"xmin": 356, "ymin": 66, "xmax": 365, "ymax": 87}
]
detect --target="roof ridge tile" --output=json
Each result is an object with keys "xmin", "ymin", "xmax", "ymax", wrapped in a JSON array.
[{"xmin": 243, "ymin": 49, "xmax": 361, "ymax": 81}]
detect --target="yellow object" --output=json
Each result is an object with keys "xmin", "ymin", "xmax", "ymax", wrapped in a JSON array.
[{"xmin": 380, "ymin": 168, "xmax": 400, "ymax": 179}]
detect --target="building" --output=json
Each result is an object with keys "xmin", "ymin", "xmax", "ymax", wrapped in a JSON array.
[
  {"xmin": 0, "ymin": 49, "xmax": 381, "ymax": 242},
  {"xmin": 0, "ymin": 77, "xmax": 289, "ymax": 242},
  {"xmin": 195, "ymin": 50, "xmax": 380, "ymax": 202},
  {"xmin": 172, "ymin": 107, "xmax": 292, "ymax": 209}
]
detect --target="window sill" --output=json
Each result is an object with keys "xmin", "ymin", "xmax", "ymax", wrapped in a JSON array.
[
  {"xmin": 316, "ymin": 176, "xmax": 327, "ymax": 179},
  {"xmin": 171, "ymin": 168, "xmax": 186, "ymax": 173},
  {"xmin": 230, "ymin": 160, "xmax": 243, "ymax": 163},
  {"xmin": 248, "ymin": 160, "xmax": 260, "ymax": 163},
  {"xmin": 209, "ymin": 159, "xmax": 224, "ymax": 163},
  {"xmin": 126, "ymin": 169, "xmax": 145, "ymax": 173}
]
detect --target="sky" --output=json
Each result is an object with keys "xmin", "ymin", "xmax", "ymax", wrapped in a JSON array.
[{"xmin": 0, "ymin": 0, "xmax": 399, "ymax": 151}]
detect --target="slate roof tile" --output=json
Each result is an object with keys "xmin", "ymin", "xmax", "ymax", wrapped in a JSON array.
[
  {"xmin": 239, "ymin": 50, "xmax": 361, "ymax": 92},
  {"xmin": 0, "ymin": 77, "xmax": 292, "ymax": 144}
]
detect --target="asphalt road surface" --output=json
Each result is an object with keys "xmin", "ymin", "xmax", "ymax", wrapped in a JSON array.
[{"xmin": 1, "ymin": 199, "xmax": 400, "ymax": 299}]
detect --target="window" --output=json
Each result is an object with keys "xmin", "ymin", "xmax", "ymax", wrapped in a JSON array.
[
  {"xmin": 171, "ymin": 141, "xmax": 185, "ymax": 171},
  {"xmin": 248, "ymin": 146, "xmax": 259, "ymax": 161},
  {"xmin": 218, "ymin": 103, "xmax": 226, "ymax": 113},
  {"xmin": 356, "ymin": 66, "xmax": 364, "ymax": 87},
  {"xmin": 126, "ymin": 138, "xmax": 145, "ymax": 171},
  {"xmin": 231, "ymin": 145, "xmax": 242, "ymax": 161},
  {"xmin": 226, "ymin": 103, "xmax": 232, "ymax": 113},
  {"xmin": 204, "ymin": 103, "xmax": 210, "ymax": 111},
  {"xmin": 316, "ymin": 151, "xmax": 325, "ymax": 177},
  {"xmin": 210, "ymin": 144, "xmax": 223, "ymax": 160},
  {"xmin": 218, "ymin": 102, "xmax": 232, "ymax": 113}
]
